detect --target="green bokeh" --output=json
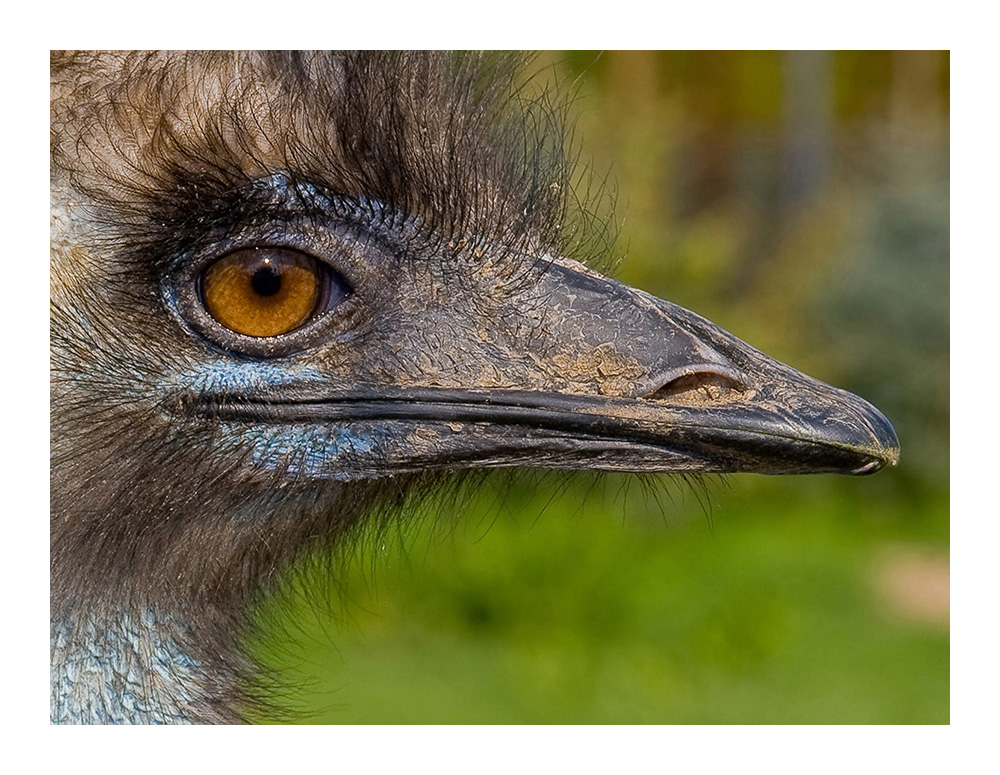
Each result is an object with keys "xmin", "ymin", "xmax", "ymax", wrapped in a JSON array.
[{"xmin": 252, "ymin": 51, "xmax": 949, "ymax": 724}]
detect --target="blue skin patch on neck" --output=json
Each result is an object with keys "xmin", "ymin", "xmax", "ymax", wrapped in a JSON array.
[{"xmin": 51, "ymin": 608, "xmax": 208, "ymax": 724}]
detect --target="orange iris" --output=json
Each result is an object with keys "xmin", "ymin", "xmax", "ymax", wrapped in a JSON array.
[{"xmin": 202, "ymin": 248, "xmax": 321, "ymax": 337}]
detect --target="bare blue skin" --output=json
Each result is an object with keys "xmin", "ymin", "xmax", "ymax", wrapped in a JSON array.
[
  {"xmin": 52, "ymin": 610, "xmax": 207, "ymax": 724},
  {"xmin": 170, "ymin": 362, "xmax": 386, "ymax": 480}
]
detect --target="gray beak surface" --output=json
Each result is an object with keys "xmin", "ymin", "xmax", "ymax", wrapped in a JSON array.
[{"xmin": 518, "ymin": 256, "xmax": 900, "ymax": 475}]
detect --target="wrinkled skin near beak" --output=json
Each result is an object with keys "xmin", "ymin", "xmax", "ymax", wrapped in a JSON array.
[{"xmin": 194, "ymin": 252, "xmax": 899, "ymax": 480}]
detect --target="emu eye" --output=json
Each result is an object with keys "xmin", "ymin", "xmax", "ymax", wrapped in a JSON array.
[{"xmin": 201, "ymin": 248, "xmax": 334, "ymax": 337}]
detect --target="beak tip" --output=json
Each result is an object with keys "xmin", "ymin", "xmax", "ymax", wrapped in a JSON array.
[
  {"xmin": 851, "ymin": 446, "xmax": 899, "ymax": 476},
  {"xmin": 849, "ymin": 402, "xmax": 900, "ymax": 475}
]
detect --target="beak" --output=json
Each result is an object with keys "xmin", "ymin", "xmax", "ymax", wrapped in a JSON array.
[
  {"xmin": 195, "ymin": 255, "xmax": 899, "ymax": 479},
  {"xmin": 516, "ymin": 255, "xmax": 900, "ymax": 475}
]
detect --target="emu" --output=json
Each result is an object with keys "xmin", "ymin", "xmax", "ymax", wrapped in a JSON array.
[{"xmin": 50, "ymin": 50, "xmax": 899, "ymax": 724}]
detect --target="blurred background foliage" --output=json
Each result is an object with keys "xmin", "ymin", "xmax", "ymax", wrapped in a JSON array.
[{"xmin": 253, "ymin": 51, "xmax": 949, "ymax": 724}]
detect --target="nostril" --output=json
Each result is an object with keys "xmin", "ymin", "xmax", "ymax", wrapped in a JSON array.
[{"xmin": 644, "ymin": 370, "xmax": 750, "ymax": 405}]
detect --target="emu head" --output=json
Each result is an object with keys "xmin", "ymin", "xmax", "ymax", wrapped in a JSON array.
[{"xmin": 51, "ymin": 51, "xmax": 898, "ymax": 723}]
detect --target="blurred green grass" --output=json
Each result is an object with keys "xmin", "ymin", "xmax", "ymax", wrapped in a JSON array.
[
  {"xmin": 252, "ymin": 475, "xmax": 947, "ymax": 724},
  {"xmin": 252, "ymin": 51, "xmax": 949, "ymax": 724}
]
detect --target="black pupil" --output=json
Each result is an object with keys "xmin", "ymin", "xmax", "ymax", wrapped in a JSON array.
[{"xmin": 251, "ymin": 266, "xmax": 282, "ymax": 297}]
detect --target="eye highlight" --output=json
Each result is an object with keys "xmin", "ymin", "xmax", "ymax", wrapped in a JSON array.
[{"xmin": 201, "ymin": 248, "xmax": 324, "ymax": 337}]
